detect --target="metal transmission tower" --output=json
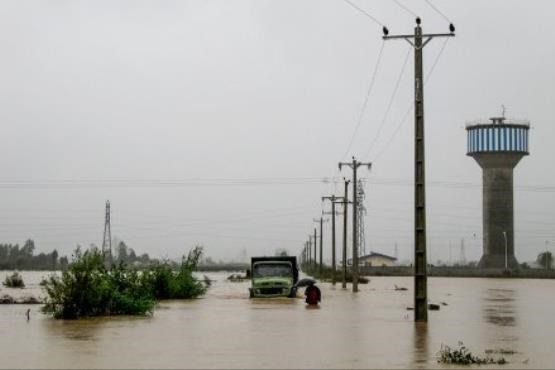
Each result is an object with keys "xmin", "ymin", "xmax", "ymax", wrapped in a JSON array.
[
  {"xmin": 101, "ymin": 200, "xmax": 113, "ymax": 265},
  {"xmin": 339, "ymin": 157, "xmax": 371, "ymax": 293},
  {"xmin": 356, "ymin": 179, "xmax": 367, "ymax": 258},
  {"xmin": 383, "ymin": 18, "xmax": 455, "ymax": 322}
]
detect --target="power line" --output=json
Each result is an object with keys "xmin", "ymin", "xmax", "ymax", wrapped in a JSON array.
[
  {"xmin": 0, "ymin": 177, "xmax": 331, "ymax": 189},
  {"xmin": 392, "ymin": 0, "xmax": 419, "ymax": 18},
  {"xmin": 371, "ymin": 37, "xmax": 450, "ymax": 162},
  {"xmin": 341, "ymin": 41, "xmax": 385, "ymax": 161},
  {"xmin": 342, "ymin": 0, "xmax": 385, "ymax": 27},
  {"xmin": 423, "ymin": 0, "xmax": 452, "ymax": 23},
  {"xmin": 364, "ymin": 45, "xmax": 412, "ymax": 159}
]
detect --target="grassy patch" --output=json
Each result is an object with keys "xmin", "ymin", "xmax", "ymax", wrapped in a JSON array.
[{"xmin": 438, "ymin": 342, "xmax": 507, "ymax": 365}]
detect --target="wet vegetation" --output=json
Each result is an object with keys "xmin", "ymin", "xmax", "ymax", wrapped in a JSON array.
[
  {"xmin": 41, "ymin": 246, "xmax": 207, "ymax": 319},
  {"xmin": 2, "ymin": 271, "xmax": 25, "ymax": 288},
  {"xmin": 141, "ymin": 247, "xmax": 206, "ymax": 300},
  {"xmin": 437, "ymin": 342, "xmax": 507, "ymax": 365}
]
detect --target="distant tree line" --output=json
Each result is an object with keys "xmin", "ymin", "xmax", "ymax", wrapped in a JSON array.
[
  {"xmin": 0, "ymin": 239, "xmax": 67, "ymax": 270},
  {"xmin": 0, "ymin": 239, "xmax": 158, "ymax": 270}
]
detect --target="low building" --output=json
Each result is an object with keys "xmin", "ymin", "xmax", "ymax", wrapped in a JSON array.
[{"xmin": 359, "ymin": 252, "xmax": 397, "ymax": 267}]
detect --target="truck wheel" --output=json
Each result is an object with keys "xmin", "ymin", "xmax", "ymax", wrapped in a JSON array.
[
  {"xmin": 288, "ymin": 287, "xmax": 297, "ymax": 298},
  {"xmin": 249, "ymin": 288, "xmax": 254, "ymax": 298}
]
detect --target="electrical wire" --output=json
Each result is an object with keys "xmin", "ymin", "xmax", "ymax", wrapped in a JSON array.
[
  {"xmin": 364, "ymin": 44, "xmax": 412, "ymax": 159},
  {"xmin": 392, "ymin": 0, "xmax": 419, "ymax": 18},
  {"xmin": 423, "ymin": 0, "xmax": 452, "ymax": 23},
  {"xmin": 341, "ymin": 41, "xmax": 385, "ymax": 161},
  {"xmin": 342, "ymin": 0, "xmax": 385, "ymax": 27},
  {"xmin": 371, "ymin": 37, "xmax": 450, "ymax": 162},
  {"xmin": 0, "ymin": 177, "xmax": 331, "ymax": 189}
]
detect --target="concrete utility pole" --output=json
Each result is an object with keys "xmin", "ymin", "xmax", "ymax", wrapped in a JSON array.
[
  {"xmin": 313, "ymin": 228, "xmax": 317, "ymax": 270},
  {"xmin": 313, "ymin": 217, "xmax": 328, "ymax": 275},
  {"xmin": 341, "ymin": 178, "xmax": 351, "ymax": 289},
  {"xmin": 308, "ymin": 235, "xmax": 313, "ymax": 268},
  {"xmin": 339, "ymin": 157, "xmax": 371, "ymax": 293},
  {"xmin": 323, "ymin": 195, "xmax": 343, "ymax": 285},
  {"xmin": 303, "ymin": 242, "xmax": 308, "ymax": 267},
  {"xmin": 383, "ymin": 17, "xmax": 455, "ymax": 322}
]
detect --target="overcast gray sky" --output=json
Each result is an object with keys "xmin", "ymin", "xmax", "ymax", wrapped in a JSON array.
[{"xmin": 1, "ymin": 0, "xmax": 554, "ymax": 264}]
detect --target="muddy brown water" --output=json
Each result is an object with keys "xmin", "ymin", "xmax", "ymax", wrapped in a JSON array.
[{"xmin": 1, "ymin": 271, "xmax": 554, "ymax": 368}]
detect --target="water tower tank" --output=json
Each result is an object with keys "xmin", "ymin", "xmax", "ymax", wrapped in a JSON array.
[{"xmin": 466, "ymin": 116, "xmax": 529, "ymax": 269}]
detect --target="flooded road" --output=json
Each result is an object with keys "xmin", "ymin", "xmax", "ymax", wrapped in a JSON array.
[{"xmin": 1, "ymin": 271, "xmax": 554, "ymax": 368}]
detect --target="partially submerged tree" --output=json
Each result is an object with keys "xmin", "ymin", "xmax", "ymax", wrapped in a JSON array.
[{"xmin": 3, "ymin": 271, "xmax": 25, "ymax": 288}]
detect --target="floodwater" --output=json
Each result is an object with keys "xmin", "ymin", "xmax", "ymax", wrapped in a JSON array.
[{"xmin": 1, "ymin": 271, "xmax": 554, "ymax": 369}]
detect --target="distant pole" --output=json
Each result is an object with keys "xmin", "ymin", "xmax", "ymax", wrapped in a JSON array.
[
  {"xmin": 342, "ymin": 178, "xmax": 351, "ymax": 289},
  {"xmin": 339, "ymin": 157, "xmax": 371, "ymax": 292},
  {"xmin": 314, "ymin": 228, "xmax": 317, "ymax": 270},
  {"xmin": 323, "ymin": 195, "xmax": 343, "ymax": 285},
  {"xmin": 320, "ymin": 218, "xmax": 323, "ymax": 275},
  {"xmin": 303, "ymin": 243, "xmax": 308, "ymax": 267},
  {"xmin": 502, "ymin": 231, "xmax": 508, "ymax": 270},
  {"xmin": 308, "ymin": 236, "xmax": 313, "ymax": 268},
  {"xmin": 313, "ymin": 217, "xmax": 327, "ymax": 275},
  {"xmin": 383, "ymin": 16, "xmax": 455, "ymax": 323}
]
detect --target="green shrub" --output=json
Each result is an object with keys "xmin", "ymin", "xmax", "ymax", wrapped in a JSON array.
[
  {"xmin": 41, "ymin": 246, "xmax": 207, "ymax": 319},
  {"xmin": 41, "ymin": 248, "xmax": 155, "ymax": 319},
  {"xmin": 142, "ymin": 245, "xmax": 206, "ymax": 299},
  {"xmin": 3, "ymin": 272, "xmax": 25, "ymax": 288}
]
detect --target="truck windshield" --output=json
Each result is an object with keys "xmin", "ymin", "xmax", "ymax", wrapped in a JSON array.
[{"xmin": 253, "ymin": 264, "xmax": 292, "ymax": 278}]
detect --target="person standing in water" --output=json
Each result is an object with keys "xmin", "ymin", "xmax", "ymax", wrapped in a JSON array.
[{"xmin": 304, "ymin": 282, "xmax": 321, "ymax": 306}]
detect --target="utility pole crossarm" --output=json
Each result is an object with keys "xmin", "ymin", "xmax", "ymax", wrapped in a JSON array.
[{"xmin": 383, "ymin": 32, "xmax": 454, "ymax": 40}]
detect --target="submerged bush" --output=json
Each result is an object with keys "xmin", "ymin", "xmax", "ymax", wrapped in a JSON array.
[
  {"xmin": 437, "ymin": 342, "xmax": 506, "ymax": 365},
  {"xmin": 142, "ymin": 246, "xmax": 207, "ymax": 299},
  {"xmin": 41, "ymin": 248, "xmax": 154, "ymax": 319},
  {"xmin": 41, "ymin": 246, "xmax": 207, "ymax": 319},
  {"xmin": 3, "ymin": 272, "xmax": 25, "ymax": 288}
]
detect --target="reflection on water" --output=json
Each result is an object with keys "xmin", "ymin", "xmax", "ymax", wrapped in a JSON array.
[
  {"xmin": 1, "ymin": 272, "xmax": 555, "ymax": 368},
  {"xmin": 412, "ymin": 323, "xmax": 429, "ymax": 368},
  {"xmin": 483, "ymin": 288, "xmax": 516, "ymax": 327}
]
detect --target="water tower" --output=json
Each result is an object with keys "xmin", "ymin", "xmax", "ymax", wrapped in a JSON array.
[{"xmin": 466, "ymin": 114, "xmax": 529, "ymax": 269}]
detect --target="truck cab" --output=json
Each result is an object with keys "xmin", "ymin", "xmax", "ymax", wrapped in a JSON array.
[{"xmin": 249, "ymin": 256, "xmax": 298, "ymax": 298}]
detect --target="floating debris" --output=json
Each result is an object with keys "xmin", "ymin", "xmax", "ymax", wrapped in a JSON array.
[
  {"xmin": 485, "ymin": 349, "xmax": 517, "ymax": 355},
  {"xmin": 227, "ymin": 274, "xmax": 247, "ymax": 282}
]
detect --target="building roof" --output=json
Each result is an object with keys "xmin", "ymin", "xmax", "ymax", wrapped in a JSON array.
[{"xmin": 359, "ymin": 252, "xmax": 397, "ymax": 261}]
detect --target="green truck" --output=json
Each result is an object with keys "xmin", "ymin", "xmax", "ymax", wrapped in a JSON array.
[{"xmin": 249, "ymin": 256, "xmax": 299, "ymax": 298}]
